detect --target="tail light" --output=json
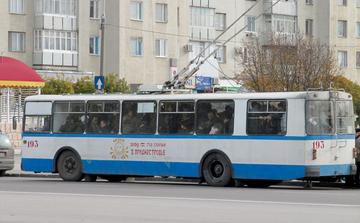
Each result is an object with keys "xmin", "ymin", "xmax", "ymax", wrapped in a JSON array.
[{"xmin": 312, "ymin": 148, "xmax": 317, "ymax": 160}]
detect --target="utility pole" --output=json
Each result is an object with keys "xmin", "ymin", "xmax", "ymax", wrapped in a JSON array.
[{"xmin": 100, "ymin": 14, "xmax": 105, "ymax": 77}]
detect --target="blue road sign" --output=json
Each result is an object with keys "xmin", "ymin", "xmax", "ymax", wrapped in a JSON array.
[
  {"xmin": 94, "ymin": 76, "xmax": 105, "ymax": 90},
  {"xmin": 196, "ymin": 76, "xmax": 213, "ymax": 91}
]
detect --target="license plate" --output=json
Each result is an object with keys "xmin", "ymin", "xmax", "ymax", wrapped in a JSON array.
[{"xmin": 0, "ymin": 152, "xmax": 5, "ymax": 158}]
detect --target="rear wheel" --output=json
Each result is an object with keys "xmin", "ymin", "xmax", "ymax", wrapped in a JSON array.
[
  {"xmin": 202, "ymin": 153, "xmax": 232, "ymax": 187},
  {"xmin": 57, "ymin": 151, "xmax": 84, "ymax": 181},
  {"xmin": 0, "ymin": 170, "xmax": 6, "ymax": 177}
]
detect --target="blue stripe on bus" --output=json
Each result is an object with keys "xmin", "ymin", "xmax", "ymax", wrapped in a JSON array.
[
  {"xmin": 21, "ymin": 158, "xmax": 354, "ymax": 180},
  {"xmin": 21, "ymin": 133, "xmax": 355, "ymax": 141}
]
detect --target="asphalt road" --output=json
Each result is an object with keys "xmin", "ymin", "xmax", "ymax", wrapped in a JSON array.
[{"xmin": 0, "ymin": 177, "xmax": 359, "ymax": 223}]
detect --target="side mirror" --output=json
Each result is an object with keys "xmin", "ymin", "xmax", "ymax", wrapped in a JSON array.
[{"xmin": 12, "ymin": 116, "xmax": 17, "ymax": 130}]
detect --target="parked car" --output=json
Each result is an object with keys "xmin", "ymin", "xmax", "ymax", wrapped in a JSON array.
[{"xmin": 0, "ymin": 133, "xmax": 14, "ymax": 176}]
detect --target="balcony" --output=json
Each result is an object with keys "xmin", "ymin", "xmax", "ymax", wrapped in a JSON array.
[
  {"xmin": 190, "ymin": 26, "xmax": 216, "ymax": 41},
  {"xmin": 263, "ymin": 0, "xmax": 297, "ymax": 16},
  {"xmin": 33, "ymin": 51, "xmax": 78, "ymax": 68},
  {"xmin": 35, "ymin": 14, "xmax": 77, "ymax": 31}
]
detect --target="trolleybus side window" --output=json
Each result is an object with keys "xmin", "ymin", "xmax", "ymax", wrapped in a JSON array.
[
  {"xmin": 87, "ymin": 101, "xmax": 120, "ymax": 134},
  {"xmin": 24, "ymin": 102, "xmax": 52, "ymax": 133},
  {"xmin": 196, "ymin": 100, "xmax": 234, "ymax": 135},
  {"xmin": 158, "ymin": 101, "xmax": 195, "ymax": 135},
  {"xmin": 306, "ymin": 101, "xmax": 335, "ymax": 135},
  {"xmin": 336, "ymin": 100, "xmax": 354, "ymax": 135},
  {"xmin": 247, "ymin": 100, "xmax": 287, "ymax": 135},
  {"xmin": 121, "ymin": 101, "xmax": 157, "ymax": 134},
  {"xmin": 53, "ymin": 101, "xmax": 86, "ymax": 133}
]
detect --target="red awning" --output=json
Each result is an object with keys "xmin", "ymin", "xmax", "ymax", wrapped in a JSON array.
[{"xmin": 0, "ymin": 56, "xmax": 44, "ymax": 88}]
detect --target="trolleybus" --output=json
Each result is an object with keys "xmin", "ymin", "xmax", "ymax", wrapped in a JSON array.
[{"xmin": 21, "ymin": 90, "xmax": 357, "ymax": 187}]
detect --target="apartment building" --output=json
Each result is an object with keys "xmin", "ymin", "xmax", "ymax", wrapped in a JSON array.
[
  {"xmin": 3, "ymin": 0, "xmax": 359, "ymax": 88},
  {"xmin": 103, "ymin": 0, "xmax": 189, "ymax": 87},
  {"xmin": 298, "ymin": 0, "xmax": 360, "ymax": 83},
  {"xmin": 0, "ymin": 0, "xmax": 103, "ymax": 80}
]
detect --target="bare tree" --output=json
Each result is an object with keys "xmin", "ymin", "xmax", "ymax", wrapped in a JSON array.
[{"xmin": 236, "ymin": 34, "xmax": 339, "ymax": 92}]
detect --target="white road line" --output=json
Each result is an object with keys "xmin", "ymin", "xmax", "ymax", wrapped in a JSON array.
[{"xmin": 0, "ymin": 190, "xmax": 359, "ymax": 208}]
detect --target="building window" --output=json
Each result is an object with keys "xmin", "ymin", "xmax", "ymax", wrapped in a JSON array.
[
  {"xmin": 130, "ymin": 1, "xmax": 143, "ymax": 21},
  {"xmin": 155, "ymin": 3, "xmax": 168, "ymax": 23},
  {"xmin": 131, "ymin": 37, "xmax": 143, "ymax": 56},
  {"xmin": 89, "ymin": 36, "xmax": 100, "ymax": 55},
  {"xmin": 246, "ymin": 16, "xmax": 256, "ymax": 32},
  {"xmin": 337, "ymin": 0, "xmax": 347, "ymax": 6},
  {"xmin": 37, "ymin": 0, "xmax": 76, "ymax": 15},
  {"xmin": 357, "ymin": 52, "xmax": 360, "ymax": 68},
  {"xmin": 273, "ymin": 15, "xmax": 296, "ymax": 34},
  {"xmin": 337, "ymin": 20, "xmax": 347, "ymax": 38},
  {"xmin": 90, "ymin": 0, "xmax": 99, "ymax": 18},
  {"xmin": 305, "ymin": 19, "xmax": 313, "ymax": 37},
  {"xmin": 215, "ymin": 13, "xmax": 226, "ymax": 31},
  {"xmin": 190, "ymin": 6, "xmax": 215, "ymax": 27},
  {"xmin": 357, "ymin": 22, "xmax": 360, "ymax": 38},
  {"xmin": 357, "ymin": 0, "xmax": 360, "ymax": 7},
  {"xmin": 155, "ymin": 39, "xmax": 167, "ymax": 57},
  {"xmin": 8, "ymin": 32, "xmax": 25, "ymax": 52},
  {"xmin": 9, "ymin": 0, "xmax": 24, "ymax": 14},
  {"xmin": 215, "ymin": 46, "xmax": 226, "ymax": 63},
  {"xmin": 305, "ymin": 0, "xmax": 313, "ymax": 5},
  {"xmin": 35, "ymin": 30, "xmax": 77, "ymax": 51},
  {"xmin": 338, "ymin": 51, "xmax": 348, "ymax": 68}
]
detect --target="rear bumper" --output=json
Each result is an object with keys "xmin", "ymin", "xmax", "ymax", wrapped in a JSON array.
[
  {"xmin": 305, "ymin": 164, "xmax": 357, "ymax": 178},
  {"xmin": 0, "ymin": 159, "xmax": 14, "ymax": 171}
]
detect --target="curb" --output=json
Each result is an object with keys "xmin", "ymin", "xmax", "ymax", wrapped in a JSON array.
[{"xmin": 6, "ymin": 172, "xmax": 59, "ymax": 178}]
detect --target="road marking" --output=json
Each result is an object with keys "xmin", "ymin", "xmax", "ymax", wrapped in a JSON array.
[{"xmin": 0, "ymin": 190, "xmax": 359, "ymax": 208}]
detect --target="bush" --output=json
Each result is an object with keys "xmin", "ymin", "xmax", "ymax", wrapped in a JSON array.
[
  {"xmin": 73, "ymin": 77, "xmax": 96, "ymax": 94},
  {"xmin": 42, "ymin": 78, "xmax": 74, "ymax": 94},
  {"xmin": 104, "ymin": 74, "xmax": 131, "ymax": 93}
]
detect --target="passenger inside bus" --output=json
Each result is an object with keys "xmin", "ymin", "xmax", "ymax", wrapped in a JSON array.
[
  {"xmin": 97, "ymin": 119, "xmax": 111, "ymax": 134},
  {"xmin": 58, "ymin": 114, "xmax": 85, "ymax": 133},
  {"xmin": 122, "ymin": 110, "xmax": 139, "ymax": 134},
  {"xmin": 209, "ymin": 122, "xmax": 223, "ymax": 135},
  {"xmin": 197, "ymin": 109, "xmax": 221, "ymax": 134}
]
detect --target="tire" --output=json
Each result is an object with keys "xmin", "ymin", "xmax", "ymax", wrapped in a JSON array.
[
  {"xmin": 0, "ymin": 170, "xmax": 6, "ymax": 177},
  {"xmin": 243, "ymin": 180, "xmax": 281, "ymax": 188},
  {"xmin": 57, "ymin": 151, "xmax": 84, "ymax": 181},
  {"xmin": 100, "ymin": 175, "xmax": 126, "ymax": 182},
  {"xmin": 202, "ymin": 153, "xmax": 232, "ymax": 187}
]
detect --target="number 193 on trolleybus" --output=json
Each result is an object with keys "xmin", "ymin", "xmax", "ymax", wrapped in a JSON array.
[{"xmin": 21, "ymin": 90, "xmax": 357, "ymax": 187}]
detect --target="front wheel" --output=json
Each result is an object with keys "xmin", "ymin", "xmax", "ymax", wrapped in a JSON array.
[
  {"xmin": 202, "ymin": 153, "xmax": 232, "ymax": 187},
  {"xmin": 57, "ymin": 151, "xmax": 84, "ymax": 181}
]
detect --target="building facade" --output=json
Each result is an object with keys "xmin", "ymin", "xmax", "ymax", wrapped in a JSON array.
[
  {"xmin": 1, "ymin": 0, "xmax": 360, "ymax": 88},
  {"xmin": 298, "ymin": 0, "xmax": 360, "ymax": 83}
]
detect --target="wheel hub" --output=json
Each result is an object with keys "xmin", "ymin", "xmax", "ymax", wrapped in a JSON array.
[
  {"xmin": 64, "ymin": 158, "xmax": 76, "ymax": 173},
  {"xmin": 210, "ymin": 161, "xmax": 224, "ymax": 178}
]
